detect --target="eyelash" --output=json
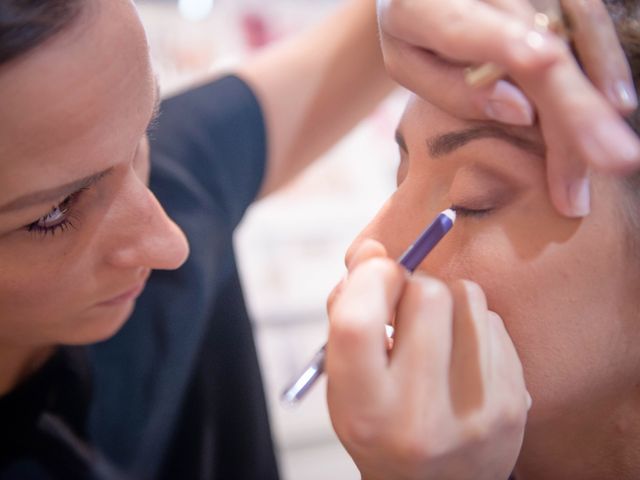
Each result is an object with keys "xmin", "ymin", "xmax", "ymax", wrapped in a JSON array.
[
  {"xmin": 451, "ymin": 205, "xmax": 494, "ymax": 218},
  {"xmin": 26, "ymin": 187, "xmax": 88, "ymax": 237}
]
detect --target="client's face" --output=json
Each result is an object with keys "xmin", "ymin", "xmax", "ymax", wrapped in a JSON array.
[
  {"xmin": 0, "ymin": 0, "xmax": 188, "ymax": 349},
  {"xmin": 347, "ymin": 95, "xmax": 640, "ymax": 424}
]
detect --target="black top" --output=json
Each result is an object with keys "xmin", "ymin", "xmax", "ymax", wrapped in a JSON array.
[
  {"xmin": 0, "ymin": 75, "xmax": 280, "ymax": 480},
  {"xmin": 0, "ymin": 348, "xmax": 96, "ymax": 479}
]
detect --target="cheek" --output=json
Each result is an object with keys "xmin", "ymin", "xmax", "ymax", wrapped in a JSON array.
[
  {"xmin": 0, "ymin": 246, "xmax": 87, "ymax": 311},
  {"xmin": 0, "ymin": 236, "xmax": 98, "ymax": 345},
  {"xmin": 428, "ymin": 213, "xmax": 637, "ymax": 419}
]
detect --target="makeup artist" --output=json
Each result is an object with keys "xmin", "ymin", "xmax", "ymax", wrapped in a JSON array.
[{"xmin": 0, "ymin": 0, "xmax": 633, "ymax": 479}]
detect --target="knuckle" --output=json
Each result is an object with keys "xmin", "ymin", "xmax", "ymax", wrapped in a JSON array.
[
  {"xmin": 340, "ymin": 415, "xmax": 382, "ymax": 446},
  {"xmin": 361, "ymin": 256, "xmax": 397, "ymax": 276},
  {"xmin": 499, "ymin": 399, "xmax": 526, "ymax": 427},
  {"xmin": 460, "ymin": 418, "xmax": 491, "ymax": 444},
  {"xmin": 382, "ymin": 0, "xmax": 415, "ymax": 35},
  {"xmin": 329, "ymin": 258, "xmax": 403, "ymax": 337},
  {"xmin": 344, "ymin": 236, "xmax": 386, "ymax": 271},
  {"xmin": 330, "ymin": 304, "xmax": 369, "ymax": 340},
  {"xmin": 429, "ymin": 4, "xmax": 468, "ymax": 51},
  {"xmin": 394, "ymin": 431, "xmax": 435, "ymax": 466},
  {"xmin": 352, "ymin": 257, "xmax": 403, "ymax": 287}
]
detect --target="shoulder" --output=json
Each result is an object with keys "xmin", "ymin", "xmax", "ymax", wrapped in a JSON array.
[{"xmin": 148, "ymin": 75, "xmax": 267, "ymax": 229}]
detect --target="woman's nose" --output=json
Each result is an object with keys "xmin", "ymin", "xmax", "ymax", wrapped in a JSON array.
[{"xmin": 104, "ymin": 180, "xmax": 190, "ymax": 271}]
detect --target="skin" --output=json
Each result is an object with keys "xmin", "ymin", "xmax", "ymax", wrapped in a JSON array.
[
  {"xmin": 0, "ymin": 0, "xmax": 393, "ymax": 397},
  {"xmin": 1, "ymin": 0, "xmax": 637, "ymax": 476},
  {"xmin": 333, "ymin": 94, "xmax": 640, "ymax": 478},
  {"xmin": 377, "ymin": 0, "xmax": 640, "ymax": 218},
  {"xmin": 0, "ymin": 0, "xmax": 189, "ymax": 394},
  {"xmin": 0, "ymin": 0, "xmax": 393, "ymax": 400}
]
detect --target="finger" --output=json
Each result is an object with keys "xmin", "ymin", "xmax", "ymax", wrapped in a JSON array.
[
  {"xmin": 345, "ymin": 238, "xmax": 388, "ymax": 272},
  {"xmin": 448, "ymin": 280, "xmax": 491, "ymax": 417},
  {"xmin": 486, "ymin": 312, "xmax": 528, "ymax": 409},
  {"xmin": 383, "ymin": 37, "xmax": 535, "ymax": 125},
  {"xmin": 380, "ymin": 0, "xmax": 564, "ymax": 71},
  {"xmin": 330, "ymin": 239, "xmax": 389, "ymax": 313},
  {"xmin": 327, "ymin": 258, "xmax": 406, "ymax": 403},
  {"xmin": 562, "ymin": 0, "xmax": 637, "ymax": 113},
  {"xmin": 514, "ymin": 50, "xmax": 640, "ymax": 177},
  {"xmin": 390, "ymin": 274, "xmax": 453, "ymax": 393},
  {"xmin": 485, "ymin": 0, "xmax": 536, "ymax": 21},
  {"xmin": 541, "ymin": 116, "xmax": 591, "ymax": 217}
]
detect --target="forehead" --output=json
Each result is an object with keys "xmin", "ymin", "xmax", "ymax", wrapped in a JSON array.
[
  {"xmin": 400, "ymin": 95, "xmax": 467, "ymax": 135},
  {"xmin": 0, "ymin": 0, "xmax": 154, "ymax": 204}
]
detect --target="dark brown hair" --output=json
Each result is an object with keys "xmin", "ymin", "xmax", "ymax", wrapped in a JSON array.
[
  {"xmin": 605, "ymin": 0, "xmax": 640, "ymax": 235},
  {"xmin": 0, "ymin": 0, "xmax": 83, "ymax": 66},
  {"xmin": 605, "ymin": 0, "xmax": 640, "ymax": 131}
]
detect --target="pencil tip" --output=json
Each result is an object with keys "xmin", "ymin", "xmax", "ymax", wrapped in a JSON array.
[{"xmin": 443, "ymin": 208, "xmax": 456, "ymax": 223}]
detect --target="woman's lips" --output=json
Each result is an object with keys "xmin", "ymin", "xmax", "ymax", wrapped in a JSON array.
[{"xmin": 97, "ymin": 282, "xmax": 146, "ymax": 307}]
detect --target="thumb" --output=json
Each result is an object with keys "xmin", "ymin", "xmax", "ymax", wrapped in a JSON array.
[{"xmin": 328, "ymin": 238, "xmax": 389, "ymax": 314}]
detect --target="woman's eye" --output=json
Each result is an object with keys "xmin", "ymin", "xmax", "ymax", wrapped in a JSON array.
[
  {"xmin": 26, "ymin": 188, "xmax": 86, "ymax": 236},
  {"xmin": 451, "ymin": 205, "xmax": 494, "ymax": 218}
]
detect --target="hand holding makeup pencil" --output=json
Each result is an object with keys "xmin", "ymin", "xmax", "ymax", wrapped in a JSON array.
[
  {"xmin": 325, "ymin": 239, "xmax": 529, "ymax": 480},
  {"xmin": 377, "ymin": 0, "xmax": 639, "ymax": 218}
]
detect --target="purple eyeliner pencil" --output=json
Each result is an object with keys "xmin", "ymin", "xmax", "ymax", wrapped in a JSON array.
[{"xmin": 281, "ymin": 208, "xmax": 456, "ymax": 406}]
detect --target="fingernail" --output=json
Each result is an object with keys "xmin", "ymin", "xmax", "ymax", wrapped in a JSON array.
[
  {"xmin": 526, "ymin": 392, "xmax": 533, "ymax": 411},
  {"xmin": 611, "ymin": 80, "xmax": 638, "ymax": 111},
  {"xmin": 567, "ymin": 177, "xmax": 590, "ymax": 218},
  {"xmin": 485, "ymin": 80, "xmax": 535, "ymax": 125}
]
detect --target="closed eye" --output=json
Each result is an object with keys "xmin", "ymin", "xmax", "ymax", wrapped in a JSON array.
[{"xmin": 451, "ymin": 205, "xmax": 494, "ymax": 218}]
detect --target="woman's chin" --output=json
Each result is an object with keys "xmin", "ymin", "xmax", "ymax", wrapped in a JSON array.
[{"xmin": 63, "ymin": 300, "xmax": 137, "ymax": 346}]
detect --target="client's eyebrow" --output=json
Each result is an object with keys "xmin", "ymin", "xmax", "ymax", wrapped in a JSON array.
[
  {"xmin": 427, "ymin": 124, "xmax": 545, "ymax": 159},
  {"xmin": 0, "ymin": 169, "xmax": 113, "ymax": 214}
]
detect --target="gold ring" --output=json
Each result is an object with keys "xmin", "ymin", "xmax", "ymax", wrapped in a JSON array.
[{"xmin": 464, "ymin": 8, "xmax": 570, "ymax": 89}]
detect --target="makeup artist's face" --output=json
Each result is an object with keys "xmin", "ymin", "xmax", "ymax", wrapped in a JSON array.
[
  {"xmin": 347, "ymin": 95, "xmax": 640, "ymax": 425},
  {"xmin": 0, "ymin": 0, "xmax": 189, "ymax": 348}
]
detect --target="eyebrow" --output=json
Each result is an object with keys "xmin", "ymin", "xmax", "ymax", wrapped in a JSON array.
[
  {"xmin": 426, "ymin": 125, "xmax": 545, "ymax": 159},
  {"xmin": 0, "ymin": 80, "xmax": 161, "ymax": 215},
  {"xmin": 0, "ymin": 169, "xmax": 113, "ymax": 214}
]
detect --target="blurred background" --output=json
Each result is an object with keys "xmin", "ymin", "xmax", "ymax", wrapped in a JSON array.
[{"xmin": 136, "ymin": 1, "xmax": 406, "ymax": 478}]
